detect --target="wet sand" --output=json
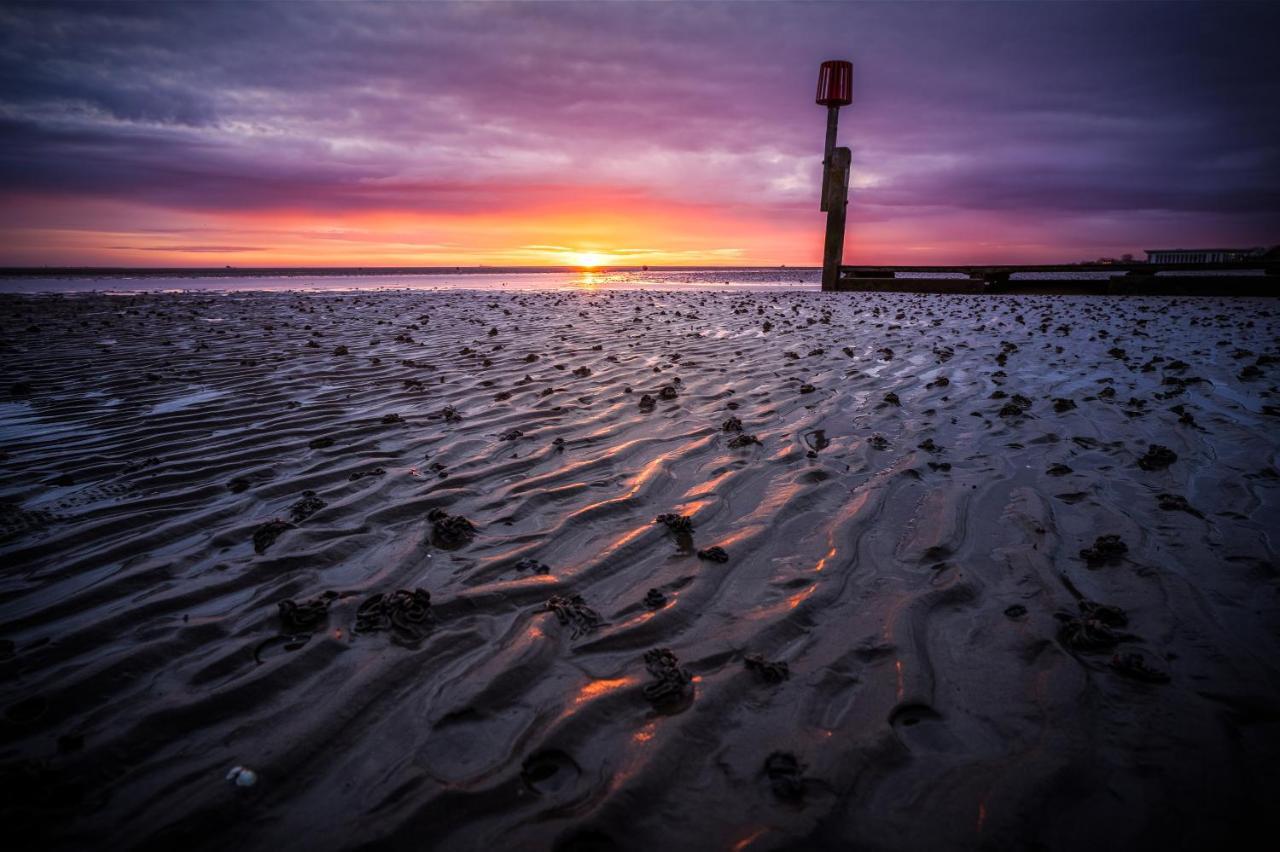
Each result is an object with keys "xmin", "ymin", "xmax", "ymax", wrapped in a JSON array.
[{"xmin": 2, "ymin": 289, "xmax": 1279, "ymax": 851}]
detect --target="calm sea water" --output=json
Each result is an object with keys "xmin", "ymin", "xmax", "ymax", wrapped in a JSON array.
[
  {"xmin": 0, "ymin": 268, "xmax": 821, "ymax": 294},
  {"xmin": 0, "ymin": 266, "xmax": 1258, "ymax": 295}
]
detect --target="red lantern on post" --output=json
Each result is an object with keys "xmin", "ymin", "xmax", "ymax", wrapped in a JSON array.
[
  {"xmin": 816, "ymin": 60, "xmax": 852, "ymax": 212},
  {"xmin": 815, "ymin": 60, "xmax": 853, "ymax": 107}
]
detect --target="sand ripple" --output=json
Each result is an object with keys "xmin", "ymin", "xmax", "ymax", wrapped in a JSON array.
[{"xmin": 2, "ymin": 289, "xmax": 1279, "ymax": 850}]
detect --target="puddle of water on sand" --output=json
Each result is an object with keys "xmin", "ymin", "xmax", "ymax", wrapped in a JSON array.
[
  {"xmin": 0, "ymin": 402, "xmax": 90, "ymax": 442},
  {"xmin": 83, "ymin": 390, "xmax": 121, "ymax": 408},
  {"xmin": 150, "ymin": 388, "xmax": 226, "ymax": 414}
]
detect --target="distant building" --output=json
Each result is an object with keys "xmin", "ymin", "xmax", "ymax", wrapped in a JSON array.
[{"xmin": 1144, "ymin": 247, "xmax": 1265, "ymax": 264}]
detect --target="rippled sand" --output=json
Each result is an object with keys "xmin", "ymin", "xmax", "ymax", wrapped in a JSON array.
[{"xmin": 2, "ymin": 290, "xmax": 1278, "ymax": 850}]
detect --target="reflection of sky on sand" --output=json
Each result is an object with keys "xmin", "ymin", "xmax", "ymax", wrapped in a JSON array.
[
  {"xmin": 572, "ymin": 676, "xmax": 634, "ymax": 706},
  {"xmin": 150, "ymin": 388, "xmax": 226, "ymax": 415},
  {"xmin": 0, "ymin": 401, "xmax": 93, "ymax": 443}
]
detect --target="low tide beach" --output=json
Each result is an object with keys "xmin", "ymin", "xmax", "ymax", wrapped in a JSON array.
[{"xmin": 2, "ymin": 287, "xmax": 1279, "ymax": 850}]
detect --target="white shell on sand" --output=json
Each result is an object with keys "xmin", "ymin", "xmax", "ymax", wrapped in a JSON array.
[{"xmin": 226, "ymin": 766, "xmax": 257, "ymax": 787}]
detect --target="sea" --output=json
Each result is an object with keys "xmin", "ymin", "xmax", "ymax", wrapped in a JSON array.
[{"xmin": 0, "ymin": 266, "xmax": 1260, "ymax": 295}]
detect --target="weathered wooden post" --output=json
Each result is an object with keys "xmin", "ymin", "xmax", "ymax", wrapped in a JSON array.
[
  {"xmin": 816, "ymin": 60, "xmax": 852, "ymax": 291},
  {"xmin": 822, "ymin": 147, "xmax": 851, "ymax": 291}
]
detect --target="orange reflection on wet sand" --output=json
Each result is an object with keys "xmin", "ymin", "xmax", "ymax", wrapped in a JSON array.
[
  {"xmin": 574, "ymin": 448, "xmax": 701, "ymax": 553},
  {"xmin": 573, "ymin": 676, "xmax": 635, "ymax": 705},
  {"xmin": 732, "ymin": 827, "xmax": 769, "ymax": 851},
  {"xmin": 786, "ymin": 583, "xmax": 818, "ymax": 610},
  {"xmin": 632, "ymin": 720, "xmax": 657, "ymax": 744}
]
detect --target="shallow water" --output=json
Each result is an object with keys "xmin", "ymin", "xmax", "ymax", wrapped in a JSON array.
[
  {"xmin": 0, "ymin": 268, "xmax": 822, "ymax": 294},
  {"xmin": 0, "ymin": 266, "xmax": 1262, "ymax": 296}
]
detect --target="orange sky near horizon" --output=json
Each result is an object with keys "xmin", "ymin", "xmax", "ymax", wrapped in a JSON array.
[
  {"xmin": 3, "ymin": 192, "xmax": 1129, "ymax": 269},
  {"xmin": 2, "ymin": 192, "xmax": 822, "ymax": 268}
]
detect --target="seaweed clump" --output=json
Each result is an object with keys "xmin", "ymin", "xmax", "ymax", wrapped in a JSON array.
[
  {"xmin": 1079, "ymin": 534, "xmax": 1127, "ymax": 566},
  {"xmin": 278, "ymin": 590, "xmax": 338, "ymax": 632},
  {"xmin": 546, "ymin": 594, "xmax": 602, "ymax": 638},
  {"xmin": 288, "ymin": 490, "xmax": 326, "ymax": 522},
  {"xmin": 642, "ymin": 648, "xmax": 692, "ymax": 712},
  {"xmin": 744, "ymin": 654, "xmax": 790, "ymax": 683},
  {"xmin": 429, "ymin": 508, "xmax": 477, "ymax": 549},
  {"xmin": 1055, "ymin": 600, "xmax": 1130, "ymax": 652},
  {"xmin": 1137, "ymin": 444, "xmax": 1178, "ymax": 471},
  {"xmin": 355, "ymin": 588, "xmax": 434, "ymax": 644},
  {"xmin": 252, "ymin": 519, "xmax": 294, "ymax": 554},
  {"xmin": 763, "ymin": 752, "xmax": 806, "ymax": 802}
]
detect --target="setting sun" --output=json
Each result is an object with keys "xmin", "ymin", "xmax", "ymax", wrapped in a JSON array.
[{"xmin": 570, "ymin": 251, "xmax": 609, "ymax": 268}]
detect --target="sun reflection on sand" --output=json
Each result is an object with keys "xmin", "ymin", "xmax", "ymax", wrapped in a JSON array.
[
  {"xmin": 604, "ymin": 719, "xmax": 661, "ymax": 795},
  {"xmin": 732, "ymin": 827, "xmax": 770, "ymax": 851},
  {"xmin": 551, "ymin": 676, "xmax": 638, "ymax": 727},
  {"xmin": 786, "ymin": 584, "xmax": 818, "ymax": 610},
  {"xmin": 573, "ymin": 676, "xmax": 634, "ymax": 705},
  {"xmin": 632, "ymin": 720, "xmax": 657, "ymax": 744}
]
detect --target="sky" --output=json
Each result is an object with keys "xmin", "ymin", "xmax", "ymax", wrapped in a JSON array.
[{"xmin": 1, "ymin": 0, "xmax": 1277, "ymax": 267}]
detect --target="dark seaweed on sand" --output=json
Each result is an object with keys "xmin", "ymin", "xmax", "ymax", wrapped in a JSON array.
[
  {"xmin": 429, "ymin": 508, "xmax": 477, "ymax": 549},
  {"xmin": 278, "ymin": 590, "xmax": 338, "ymax": 632},
  {"xmin": 641, "ymin": 648, "xmax": 692, "ymax": 711},
  {"xmin": 1138, "ymin": 444, "xmax": 1178, "ymax": 471},
  {"xmin": 1079, "ymin": 534, "xmax": 1128, "ymax": 566},
  {"xmin": 763, "ymin": 752, "xmax": 806, "ymax": 802},
  {"xmin": 354, "ymin": 588, "xmax": 433, "ymax": 644},
  {"xmin": 696, "ymin": 545, "xmax": 729, "ymax": 563},
  {"xmin": 655, "ymin": 513, "xmax": 693, "ymax": 534},
  {"xmin": 252, "ymin": 519, "xmax": 294, "ymax": 554},
  {"xmin": 1054, "ymin": 597, "xmax": 1138, "ymax": 654},
  {"xmin": 288, "ymin": 490, "xmax": 326, "ymax": 522},
  {"xmin": 545, "ymin": 594, "xmax": 602, "ymax": 638},
  {"xmin": 656, "ymin": 512, "xmax": 695, "ymax": 552},
  {"xmin": 1157, "ymin": 492, "xmax": 1203, "ymax": 517},
  {"xmin": 1110, "ymin": 652, "xmax": 1171, "ymax": 683},
  {"xmin": 744, "ymin": 653, "xmax": 789, "ymax": 683}
]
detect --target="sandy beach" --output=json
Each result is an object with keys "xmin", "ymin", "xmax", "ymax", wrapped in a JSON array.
[{"xmin": 2, "ymin": 288, "xmax": 1279, "ymax": 850}]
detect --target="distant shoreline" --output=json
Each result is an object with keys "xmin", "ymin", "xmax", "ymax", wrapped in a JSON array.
[{"xmin": 0, "ymin": 265, "xmax": 818, "ymax": 279}]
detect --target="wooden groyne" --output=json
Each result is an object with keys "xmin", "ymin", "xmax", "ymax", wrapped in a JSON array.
[{"xmin": 834, "ymin": 260, "xmax": 1279, "ymax": 296}]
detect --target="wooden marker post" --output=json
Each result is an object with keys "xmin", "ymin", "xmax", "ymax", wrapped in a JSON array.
[
  {"xmin": 820, "ymin": 105, "xmax": 839, "ymax": 213},
  {"xmin": 822, "ymin": 147, "xmax": 851, "ymax": 291},
  {"xmin": 815, "ymin": 61, "xmax": 852, "ymax": 292}
]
